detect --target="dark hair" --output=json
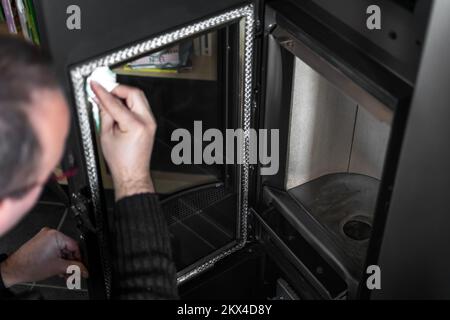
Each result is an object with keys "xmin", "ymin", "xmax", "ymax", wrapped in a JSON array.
[{"xmin": 0, "ymin": 35, "xmax": 59, "ymax": 199}]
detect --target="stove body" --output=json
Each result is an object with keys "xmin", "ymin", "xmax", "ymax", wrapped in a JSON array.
[{"xmin": 34, "ymin": 0, "xmax": 449, "ymax": 299}]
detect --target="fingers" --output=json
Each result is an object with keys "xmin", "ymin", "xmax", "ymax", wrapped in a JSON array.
[
  {"xmin": 58, "ymin": 260, "xmax": 89, "ymax": 279},
  {"xmin": 111, "ymin": 84, "xmax": 142, "ymax": 104},
  {"xmin": 53, "ymin": 231, "xmax": 89, "ymax": 278},
  {"xmin": 91, "ymin": 82, "xmax": 133, "ymax": 131},
  {"xmin": 55, "ymin": 231, "xmax": 82, "ymax": 261},
  {"xmin": 111, "ymin": 85, "xmax": 155, "ymax": 121}
]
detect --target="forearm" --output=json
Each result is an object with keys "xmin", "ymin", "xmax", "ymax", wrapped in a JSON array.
[{"xmin": 109, "ymin": 193, "xmax": 178, "ymax": 300}]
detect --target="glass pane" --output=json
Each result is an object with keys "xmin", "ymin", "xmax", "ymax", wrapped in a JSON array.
[
  {"xmin": 88, "ymin": 25, "xmax": 243, "ymax": 272},
  {"xmin": 93, "ymin": 32, "xmax": 221, "ymax": 195}
]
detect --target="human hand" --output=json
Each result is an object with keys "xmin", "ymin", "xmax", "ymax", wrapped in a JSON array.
[
  {"xmin": 91, "ymin": 82, "xmax": 157, "ymax": 201},
  {"xmin": 0, "ymin": 228, "xmax": 88, "ymax": 288}
]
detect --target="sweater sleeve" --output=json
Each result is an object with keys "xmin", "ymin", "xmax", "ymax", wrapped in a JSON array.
[{"xmin": 109, "ymin": 193, "xmax": 178, "ymax": 300}]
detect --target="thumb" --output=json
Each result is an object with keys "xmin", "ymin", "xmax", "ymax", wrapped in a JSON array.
[{"xmin": 58, "ymin": 259, "xmax": 89, "ymax": 279}]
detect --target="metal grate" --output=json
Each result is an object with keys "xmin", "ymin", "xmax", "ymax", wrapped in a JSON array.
[{"xmin": 162, "ymin": 185, "xmax": 227, "ymax": 226}]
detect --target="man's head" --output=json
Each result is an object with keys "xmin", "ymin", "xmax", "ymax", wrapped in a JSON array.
[{"xmin": 0, "ymin": 36, "xmax": 70, "ymax": 236}]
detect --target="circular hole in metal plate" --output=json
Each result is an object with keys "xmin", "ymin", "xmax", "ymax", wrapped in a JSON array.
[{"xmin": 343, "ymin": 217, "xmax": 372, "ymax": 241}]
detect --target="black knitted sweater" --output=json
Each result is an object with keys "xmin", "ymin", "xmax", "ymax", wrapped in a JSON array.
[{"xmin": 110, "ymin": 193, "xmax": 178, "ymax": 299}]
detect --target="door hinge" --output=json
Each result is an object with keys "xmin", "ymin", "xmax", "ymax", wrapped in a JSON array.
[
  {"xmin": 265, "ymin": 23, "xmax": 277, "ymax": 36},
  {"xmin": 255, "ymin": 19, "xmax": 263, "ymax": 38},
  {"xmin": 70, "ymin": 192, "xmax": 97, "ymax": 233}
]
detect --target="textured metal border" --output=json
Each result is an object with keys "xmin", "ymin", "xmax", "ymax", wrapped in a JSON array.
[{"xmin": 70, "ymin": 4, "xmax": 255, "ymax": 290}]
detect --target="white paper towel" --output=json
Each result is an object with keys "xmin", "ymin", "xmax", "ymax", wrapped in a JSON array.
[{"xmin": 86, "ymin": 66, "xmax": 119, "ymax": 130}]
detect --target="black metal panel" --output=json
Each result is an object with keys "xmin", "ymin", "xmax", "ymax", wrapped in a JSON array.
[
  {"xmin": 34, "ymin": 0, "xmax": 248, "ymax": 91},
  {"xmin": 269, "ymin": 0, "xmax": 432, "ymax": 85},
  {"xmin": 253, "ymin": 208, "xmax": 347, "ymax": 299},
  {"xmin": 367, "ymin": 0, "xmax": 450, "ymax": 299}
]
